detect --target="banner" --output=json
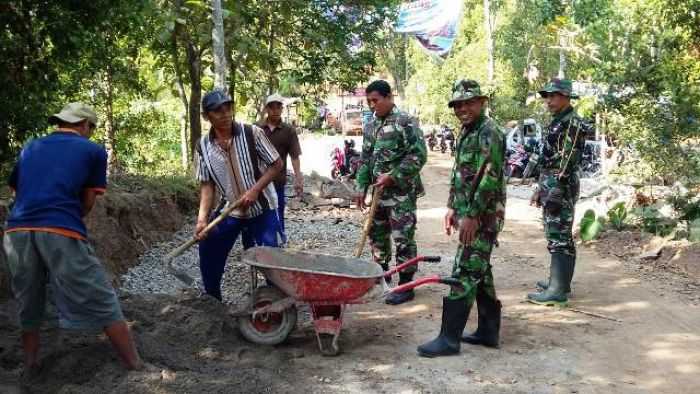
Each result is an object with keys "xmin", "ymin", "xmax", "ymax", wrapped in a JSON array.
[{"xmin": 395, "ymin": 0, "xmax": 464, "ymax": 58}]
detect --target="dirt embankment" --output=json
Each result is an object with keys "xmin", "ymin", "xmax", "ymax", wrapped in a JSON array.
[{"xmin": 0, "ymin": 189, "xmax": 198, "ymax": 298}]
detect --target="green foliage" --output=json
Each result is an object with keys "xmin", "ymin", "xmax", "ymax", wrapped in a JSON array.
[
  {"xmin": 607, "ymin": 201, "xmax": 629, "ymax": 231},
  {"xmin": 668, "ymin": 190, "xmax": 700, "ymax": 222},
  {"xmin": 0, "ymin": 1, "xmax": 145, "ymax": 165},
  {"xmin": 226, "ymin": 0, "xmax": 400, "ymax": 120},
  {"xmin": 2, "ymin": 0, "xmax": 698, "ymax": 190},
  {"xmin": 630, "ymin": 206, "xmax": 677, "ymax": 237},
  {"xmin": 399, "ymin": 0, "xmax": 699, "ymax": 187},
  {"xmin": 296, "ymin": 99, "xmax": 320, "ymax": 129},
  {"xmin": 114, "ymin": 99, "xmax": 186, "ymax": 176},
  {"xmin": 580, "ymin": 209, "xmax": 605, "ymax": 241},
  {"xmin": 690, "ymin": 219, "xmax": 700, "ymax": 243}
]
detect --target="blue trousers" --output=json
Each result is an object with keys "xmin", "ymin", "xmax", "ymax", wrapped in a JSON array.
[
  {"xmin": 199, "ymin": 209, "xmax": 279, "ymax": 301},
  {"xmin": 242, "ymin": 186, "xmax": 286, "ymax": 248}
]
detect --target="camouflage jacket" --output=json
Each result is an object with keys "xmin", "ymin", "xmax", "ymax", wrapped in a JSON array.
[
  {"xmin": 536, "ymin": 106, "xmax": 586, "ymax": 194},
  {"xmin": 447, "ymin": 113, "xmax": 506, "ymax": 234},
  {"xmin": 356, "ymin": 106, "xmax": 427, "ymax": 197}
]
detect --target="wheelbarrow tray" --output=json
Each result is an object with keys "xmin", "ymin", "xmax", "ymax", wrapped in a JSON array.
[{"xmin": 243, "ymin": 247, "xmax": 383, "ymax": 302}]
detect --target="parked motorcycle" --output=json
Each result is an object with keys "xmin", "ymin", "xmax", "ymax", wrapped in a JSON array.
[
  {"xmin": 506, "ymin": 142, "xmax": 539, "ymax": 180},
  {"xmin": 330, "ymin": 139, "xmax": 361, "ymax": 179},
  {"xmin": 505, "ymin": 144, "xmax": 529, "ymax": 179},
  {"xmin": 580, "ymin": 141, "xmax": 602, "ymax": 176},
  {"xmin": 439, "ymin": 126, "xmax": 455, "ymax": 155},
  {"xmin": 425, "ymin": 130, "xmax": 437, "ymax": 151}
]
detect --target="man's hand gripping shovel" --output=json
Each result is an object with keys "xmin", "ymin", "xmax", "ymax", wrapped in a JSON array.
[
  {"xmin": 163, "ymin": 198, "xmax": 244, "ymax": 284},
  {"xmin": 353, "ymin": 186, "xmax": 467, "ymax": 298},
  {"xmin": 355, "ymin": 186, "xmax": 382, "ymax": 258}
]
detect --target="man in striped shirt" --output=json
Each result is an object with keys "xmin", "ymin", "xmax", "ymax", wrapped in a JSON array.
[{"xmin": 194, "ymin": 90, "xmax": 283, "ymax": 301}]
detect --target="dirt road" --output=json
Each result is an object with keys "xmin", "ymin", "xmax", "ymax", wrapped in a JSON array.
[
  {"xmin": 279, "ymin": 151, "xmax": 700, "ymax": 393},
  {"xmin": 2, "ymin": 150, "xmax": 698, "ymax": 393}
]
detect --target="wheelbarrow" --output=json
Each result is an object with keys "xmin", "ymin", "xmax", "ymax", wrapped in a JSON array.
[{"xmin": 234, "ymin": 246, "xmax": 463, "ymax": 356}]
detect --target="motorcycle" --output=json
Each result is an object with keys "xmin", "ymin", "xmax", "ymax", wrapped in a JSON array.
[
  {"xmin": 505, "ymin": 144, "xmax": 529, "ymax": 179},
  {"xmin": 580, "ymin": 141, "xmax": 602, "ymax": 176},
  {"xmin": 439, "ymin": 126, "xmax": 455, "ymax": 155},
  {"xmin": 506, "ymin": 142, "xmax": 539, "ymax": 180},
  {"xmin": 425, "ymin": 130, "xmax": 437, "ymax": 151},
  {"xmin": 330, "ymin": 139, "xmax": 361, "ymax": 179}
]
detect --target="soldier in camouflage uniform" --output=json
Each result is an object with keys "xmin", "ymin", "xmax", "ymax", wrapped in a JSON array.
[
  {"xmin": 355, "ymin": 80, "xmax": 427, "ymax": 305},
  {"xmin": 527, "ymin": 77, "xmax": 586, "ymax": 307},
  {"xmin": 418, "ymin": 79, "xmax": 506, "ymax": 358}
]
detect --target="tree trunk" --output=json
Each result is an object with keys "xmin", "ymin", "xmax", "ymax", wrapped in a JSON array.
[
  {"xmin": 483, "ymin": 0, "xmax": 494, "ymax": 85},
  {"xmin": 389, "ymin": 69, "xmax": 405, "ymax": 102},
  {"xmin": 266, "ymin": 4, "xmax": 278, "ymax": 95},
  {"xmin": 228, "ymin": 55, "xmax": 237, "ymax": 123},
  {"xmin": 170, "ymin": 31, "xmax": 189, "ymax": 168},
  {"xmin": 101, "ymin": 71, "xmax": 118, "ymax": 176},
  {"xmin": 184, "ymin": 32, "xmax": 202, "ymax": 157},
  {"xmin": 212, "ymin": 0, "xmax": 227, "ymax": 91},
  {"xmin": 558, "ymin": 32, "xmax": 568, "ymax": 78},
  {"xmin": 227, "ymin": 11, "xmax": 237, "ymax": 122}
]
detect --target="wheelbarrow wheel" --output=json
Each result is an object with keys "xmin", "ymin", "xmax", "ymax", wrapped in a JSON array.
[{"xmin": 238, "ymin": 286, "xmax": 297, "ymax": 346}]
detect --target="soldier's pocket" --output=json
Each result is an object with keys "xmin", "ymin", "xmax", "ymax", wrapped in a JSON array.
[
  {"xmin": 459, "ymin": 148, "xmax": 481, "ymax": 174},
  {"xmin": 543, "ymin": 186, "xmax": 564, "ymax": 215},
  {"xmin": 374, "ymin": 133, "xmax": 399, "ymax": 161}
]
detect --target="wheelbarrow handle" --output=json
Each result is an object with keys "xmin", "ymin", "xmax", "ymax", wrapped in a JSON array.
[
  {"xmin": 383, "ymin": 255, "xmax": 441, "ymax": 277},
  {"xmin": 385, "ymin": 275, "xmax": 465, "ymax": 295}
]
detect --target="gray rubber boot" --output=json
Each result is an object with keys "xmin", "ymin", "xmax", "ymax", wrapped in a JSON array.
[
  {"xmin": 527, "ymin": 253, "xmax": 574, "ymax": 307},
  {"xmin": 461, "ymin": 291, "xmax": 501, "ymax": 348},
  {"xmin": 536, "ymin": 253, "xmax": 574, "ymax": 293},
  {"xmin": 385, "ymin": 272, "xmax": 415, "ymax": 305},
  {"xmin": 417, "ymin": 297, "xmax": 469, "ymax": 357}
]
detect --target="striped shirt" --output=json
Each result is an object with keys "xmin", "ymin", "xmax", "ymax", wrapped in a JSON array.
[{"xmin": 194, "ymin": 122, "xmax": 280, "ymax": 219}]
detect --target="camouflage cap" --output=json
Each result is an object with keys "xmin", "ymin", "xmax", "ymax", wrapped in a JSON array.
[
  {"xmin": 538, "ymin": 77, "xmax": 579, "ymax": 99},
  {"xmin": 448, "ymin": 79, "xmax": 488, "ymax": 108}
]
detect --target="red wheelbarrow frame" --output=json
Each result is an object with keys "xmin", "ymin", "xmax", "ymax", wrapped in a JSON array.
[{"xmin": 236, "ymin": 250, "xmax": 464, "ymax": 356}]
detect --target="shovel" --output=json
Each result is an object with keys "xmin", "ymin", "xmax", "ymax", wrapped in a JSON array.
[
  {"xmin": 163, "ymin": 198, "xmax": 244, "ymax": 284},
  {"xmin": 354, "ymin": 186, "xmax": 382, "ymax": 258}
]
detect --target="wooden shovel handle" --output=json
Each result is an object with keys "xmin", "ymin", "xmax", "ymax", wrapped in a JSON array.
[
  {"xmin": 355, "ymin": 186, "xmax": 382, "ymax": 258},
  {"xmin": 164, "ymin": 198, "xmax": 244, "ymax": 263}
]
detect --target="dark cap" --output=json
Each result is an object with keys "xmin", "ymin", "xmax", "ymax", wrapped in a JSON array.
[
  {"xmin": 202, "ymin": 90, "xmax": 232, "ymax": 111},
  {"xmin": 538, "ymin": 77, "xmax": 579, "ymax": 99}
]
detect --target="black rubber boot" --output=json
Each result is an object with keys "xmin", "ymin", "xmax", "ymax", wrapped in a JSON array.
[
  {"xmin": 527, "ymin": 252, "xmax": 574, "ymax": 307},
  {"xmin": 461, "ymin": 292, "xmax": 501, "ymax": 348},
  {"xmin": 417, "ymin": 297, "xmax": 469, "ymax": 357},
  {"xmin": 385, "ymin": 272, "xmax": 415, "ymax": 305},
  {"xmin": 381, "ymin": 263, "xmax": 391, "ymax": 284}
]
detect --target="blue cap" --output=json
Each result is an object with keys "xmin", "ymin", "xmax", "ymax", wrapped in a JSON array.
[{"xmin": 202, "ymin": 90, "xmax": 232, "ymax": 111}]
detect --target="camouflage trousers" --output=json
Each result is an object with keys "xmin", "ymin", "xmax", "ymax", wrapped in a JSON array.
[
  {"xmin": 448, "ymin": 231, "xmax": 498, "ymax": 308},
  {"xmin": 542, "ymin": 197, "xmax": 577, "ymax": 257},
  {"xmin": 369, "ymin": 195, "xmax": 418, "ymax": 274}
]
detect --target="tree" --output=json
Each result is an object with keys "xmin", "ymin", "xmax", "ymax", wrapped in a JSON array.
[
  {"xmin": 226, "ymin": 0, "xmax": 400, "ymax": 120},
  {"xmin": 212, "ymin": 0, "xmax": 227, "ymax": 91}
]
